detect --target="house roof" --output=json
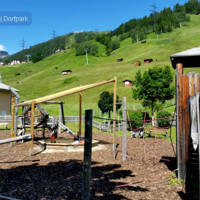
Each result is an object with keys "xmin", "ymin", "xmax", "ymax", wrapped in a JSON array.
[
  {"xmin": 62, "ymin": 70, "xmax": 72, "ymax": 72},
  {"xmin": 170, "ymin": 46, "xmax": 200, "ymax": 69},
  {"xmin": 122, "ymin": 80, "xmax": 133, "ymax": 83},
  {"xmin": 0, "ymin": 83, "xmax": 19, "ymax": 92}
]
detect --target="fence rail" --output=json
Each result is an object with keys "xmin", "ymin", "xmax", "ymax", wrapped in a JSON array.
[{"xmin": 0, "ymin": 115, "xmax": 176, "ymax": 131}]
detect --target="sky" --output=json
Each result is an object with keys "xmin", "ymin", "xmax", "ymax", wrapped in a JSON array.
[{"xmin": 0, "ymin": 0, "xmax": 189, "ymax": 55}]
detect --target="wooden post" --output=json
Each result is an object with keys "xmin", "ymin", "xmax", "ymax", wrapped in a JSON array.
[
  {"xmin": 197, "ymin": 92, "xmax": 200, "ymax": 198},
  {"xmin": 113, "ymin": 77, "xmax": 117, "ymax": 159},
  {"xmin": 198, "ymin": 74, "xmax": 200, "ymax": 92},
  {"xmin": 58, "ymin": 103, "xmax": 62, "ymax": 134},
  {"xmin": 30, "ymin": 101, "xmax": 35, "ymax": 156},
  {"xmin": 78, "ymin": 92, "xmax": 82, "ymax": 137},
  {"xmin": 176, "ymin": 63, "xmax": 185, "ymax": 179},
  {"xmin": 14, "ymin": 98, "xmax": 19, "ymax": 136},
  {"xmin": 183, "ymin": 75, "xmax": 189, "ymax": 164},
  {"xmin": 189, "ymin": 72, "xmax": 195, "ymax": 97},
  {"xmin": 61, "ymin": 102, "xmax": 65, "ymax": 124},
  {"xmin": 82, "ymin": 109, "xmax": 93, "ymax": 200},
  {"xmin": 11, "ymin": 98, "xmax": 15, "ymax": 138},
  {"xmin": 122, "ymin": 97, "xmax": 127, "ymax": 161}
]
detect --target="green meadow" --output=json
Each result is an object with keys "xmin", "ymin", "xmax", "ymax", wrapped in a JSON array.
[{"xmin": 0, "ymin": 14, "xmax": 200, "ymax": 118}]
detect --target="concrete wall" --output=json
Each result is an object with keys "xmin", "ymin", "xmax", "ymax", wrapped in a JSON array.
[{"xmin": 0, "ymin": 90, "xmax": 12, "ymax": 116}]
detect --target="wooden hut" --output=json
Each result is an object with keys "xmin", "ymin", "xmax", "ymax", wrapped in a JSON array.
[
  {"xmin": 134, "ymin": 61, "xmax": 141, "ymax": 66},
  {"xmin": 117, "ymin": 58, "xmax": 123, "ymax": 62},
  {"xmin": 0, "ymin": 74, "xmax": 19, "ymax": 116},
  {"xmin": 144, "ymin": 58, "xmax": 153, "ymax": 64},
  {"xmin": 122, "ymin": 80, "xmax": 133, "ymax": 87},
  {"xmin": 62, "ymin": 70, "xmax": 72, "ymax": 75}
]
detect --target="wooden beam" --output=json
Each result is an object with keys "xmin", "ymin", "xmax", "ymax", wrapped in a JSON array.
[
  {"xmin": 42, "ymin": 101, "xmax": 64, "ymax": 104},
  {"xmin": 61, "ymin": 102, "xmax": 65, "ymax": 124},
  {"xmin": 183, "ymin": 75, "xmax": 189, "ymax": 164},
  {"xmin": 0, "ymin": 134, "xmax": 31, "ymax": 145},
  {"xmin": 82, "ymin": 110, "xmax": 93, "ymax": 200},
  {"xmin": 11, "ymin": 98, "xmax": 15, "ymax": 138},
  {"xmin": 189, "ymin": 72, "xmax": 195, "ymax": 97},
  {"xmin": 113, "ymin": 77, "xmax": 117, "ymax": 158},
  {"xmin": 14, "ymin": 98, "xmax": 19, "ymax": 136},
  {"xmin": 30, "ymin": 102, "xmax": 35, "ymax": 156},
  {"xmin": 122, "ymin": 97, "xmax": 127, "ymax": 161},
  {"xmin": 198, "ymin": 74, "xmax": 200, "ymax": 92},
  {"xmin": 16, "ymin": 79, "xmax": 115, "ymax": 107},
  {"xmin": 194, "ymin": 73, "xmax": 199, "ymax": 94},
  {"xmin": 78, "ymin": 92, "xmax": 82, "ymax": 137},
  {"xmin": 177, "ymin": 63, "xmax": 185, "ymax": 179}
]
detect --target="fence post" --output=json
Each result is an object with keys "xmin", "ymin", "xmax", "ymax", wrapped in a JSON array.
[
  {"xmin": 58, "ymin": 104, "xmax": 62, "ymax": 134},
  {"xmin": 176, "ymin": 63, "xmax": 185, "ymax": 180},
  {"xmin": 82, "ymin": 109, "xmax": 93, "ymax": 200},
  {"xmin": 122, "ymin": 97, "xmax": 127, "ymax": 161}
]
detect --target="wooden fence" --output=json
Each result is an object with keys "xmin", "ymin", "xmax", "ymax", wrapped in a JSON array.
[
  {"xmin": 176, "ymin": 64, "xmax": 200, "ymax": 182},
  {"xmin": 0, "ymin": 115, "xmax": 123, "ymax": 132}
]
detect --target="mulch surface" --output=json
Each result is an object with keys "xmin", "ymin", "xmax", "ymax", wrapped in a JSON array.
[{"xmin": 0, "ymin": 130, "xmax": 186, "ymax": 200}]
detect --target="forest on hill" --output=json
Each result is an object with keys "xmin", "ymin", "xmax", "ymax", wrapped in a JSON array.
[{"xmin": 2, "ymin": 0, "xmax": 200, "ymax": 64}]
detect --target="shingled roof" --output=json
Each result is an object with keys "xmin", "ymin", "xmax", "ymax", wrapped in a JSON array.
[
  {"xmin": 170, "ymin": 46, "xmax": 200, "ymax": 69},
  {"xmin": 0, "ymin": 82, "xmax": 19, "ymax": 92}
]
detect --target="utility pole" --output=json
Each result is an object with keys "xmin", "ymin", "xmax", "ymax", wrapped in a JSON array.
[
  {"xmin": 85, "ymin": 49, "xmax": 88, "ymax": 65},
  {"xmin": 150, "ymin": 0, "xmax": 157, "ymax": 26},
  {"xmin": 25, "ymin": 55, "xmax": 31, "ymax": 62},
  {"xmin": 20, "ymin": 38, "xmax": 27, "ymax": 51},
  {"xmin": 136, "ymin": 34, "xmax": 139, "ymax": 43},
  {"xmin": 52, "ymin": 28, "xmax": 56, "ymax": 39}
]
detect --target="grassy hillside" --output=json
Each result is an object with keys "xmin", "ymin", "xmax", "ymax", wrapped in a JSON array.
[{"xmin": 1, "ymin": 15, "xmax": 200, "ymax": 116}]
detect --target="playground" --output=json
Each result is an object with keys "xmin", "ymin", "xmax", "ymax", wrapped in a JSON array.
[
  {"xmin": 0, "ymin": 47, "xmax": 200, "ymax": 199},
  {"xmin": 0, "ymin": 129, "xmax": 183, "ymax": 200}
]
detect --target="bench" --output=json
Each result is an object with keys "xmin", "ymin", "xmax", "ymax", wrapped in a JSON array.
[{"xmin": 146, "ymin": 127, "xmax": 168, "ymax": 138}]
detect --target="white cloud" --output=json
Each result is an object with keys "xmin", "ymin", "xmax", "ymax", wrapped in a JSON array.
[{"xmin": 0, "ymin": 44, "xmax": 6, "ymax": 51}]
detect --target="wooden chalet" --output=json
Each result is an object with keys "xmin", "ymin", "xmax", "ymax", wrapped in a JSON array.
[
  {"xmin": 122, "ymin": 80, "xmax": 133, "ymax": 87},
  {"xmin": 62, "ymin": 70, "xmax": 72, "ymax": 75},
  {"xmin": 134, "ymin": 61, "xmax": 141, "ymax": 66},
  {"xmin": 117, "ymin": 58, "xmax": 123, "ymax": 62},
  {"xmin": 144, "ymin": 58, "xmax": 153, "ymax": 64}
]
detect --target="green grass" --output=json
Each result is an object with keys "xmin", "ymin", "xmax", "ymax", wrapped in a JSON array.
[{"xmin": 0, "ymin": 14, "xmax": 200, "ymax": 117}]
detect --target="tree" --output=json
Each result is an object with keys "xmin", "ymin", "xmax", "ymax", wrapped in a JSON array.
[
  {"xmin": 98, "ymin": 91, "xmax": 121, "ymax": 119},
  {"xmin": 132, "ymin": 66, "xmax": 175, "ymax": 121},
  {"xmin": 32, "ymin": 52, "xmax": 43, "ymax": 63},
  {"xmin": 76, "ymin": 41, "xmax": 98, "ymax": 56}
]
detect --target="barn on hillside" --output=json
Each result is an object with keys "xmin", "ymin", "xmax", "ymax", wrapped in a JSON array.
[
  {"xmin": 122, "ymin": 80, "xmax": 133, "ymax": 87},
  {"xmin": 62, "ymin": 70, "xmax": 72, "ymax": 75},
  {"xmin": 144, "ymin": 58, "xmax": 153, "ymax": 64},
  {"xmin": 134, "ymin": 61, "xmax": 141, "ymax": 66}
]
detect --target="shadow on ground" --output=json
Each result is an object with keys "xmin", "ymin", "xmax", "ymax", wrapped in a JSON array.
[
  {"xmin": 160, "ymin": 156, "xmax": 199, "ymax": 200},
  {"xmin": 0, "ymin": 160, "xmax": 148, "ymax": 200}
]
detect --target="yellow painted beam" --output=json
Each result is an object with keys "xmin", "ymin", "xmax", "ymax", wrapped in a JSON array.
[{"xmin": 16, "ymin": 79, "xmax": 115, "ymax": 107}]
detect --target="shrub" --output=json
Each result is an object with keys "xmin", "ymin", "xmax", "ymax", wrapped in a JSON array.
[
  {"xmin": 127, "ymin": 111, "xmax": 143, "ymax": 130},
  {"xmin": 157, "ymin": 110, "xmax": 171, "ymax": 127}
]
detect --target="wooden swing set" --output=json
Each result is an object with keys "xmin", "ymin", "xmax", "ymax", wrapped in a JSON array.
[{"xmin": 11, "ymin": 78, "xmax": 117, "ymax": 156}]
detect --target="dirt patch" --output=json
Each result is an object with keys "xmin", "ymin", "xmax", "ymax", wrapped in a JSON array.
[{"xmin": 0, "ymin": 130, "xmax": 187, "ymax": 200}]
